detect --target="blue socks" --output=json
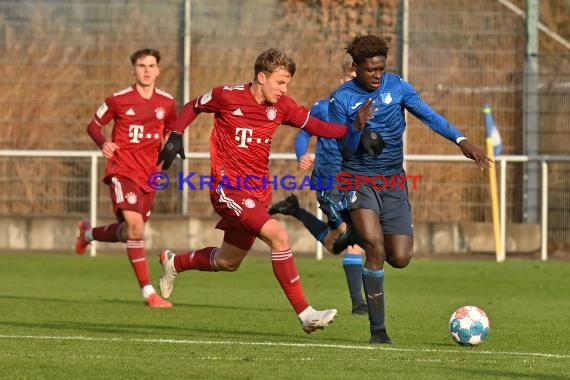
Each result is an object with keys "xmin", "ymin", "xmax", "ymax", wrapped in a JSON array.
[
  {"xmin": 343, "ymin": 253, "xmax": 364, "ymax": 307},
  {"xmin": 362, "ymin": 267, "xmax": 386, "ymax": 332}
]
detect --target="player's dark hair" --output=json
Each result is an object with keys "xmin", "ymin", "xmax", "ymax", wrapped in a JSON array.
[
  {"xmin": 254, "ymin": 48, "xmax": 296, "ymax": 78},
  {"xmin": 130, "ymin": 48, "xmax": 161, "ymax": 65},
  {"xmin": 346, "ymin": 35, "xmax": 389, "ymax": 65}
]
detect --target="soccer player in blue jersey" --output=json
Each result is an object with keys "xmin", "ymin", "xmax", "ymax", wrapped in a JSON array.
[
  {"xmin": 330, "ymin": 35, "xmax": 492, "ymax": 344},
  {"xmin": 269, "ymin": 56, "xmax": 367, "ymax": 315}
]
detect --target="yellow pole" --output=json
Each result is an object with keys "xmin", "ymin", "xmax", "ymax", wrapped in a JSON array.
[{"xmin": 486, "ymin": 138, "xmax": 502, "ymax": 262}]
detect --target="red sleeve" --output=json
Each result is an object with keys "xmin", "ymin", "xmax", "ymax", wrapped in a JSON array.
[
  {"xmin": 87, "ymin": 119, "xmax": 107, "ymax": 148},
  {"xmin": 280, "ymin": 96, "xmax": 348, "ymax": 139},
  {"xmin": 170, "ymin": 97, "xmax": 201, "ymax": 134},
  {"xmin": 163, "ymin": 100, "xmax": 178, "ymax": 135},
  {"xmin": 86, "ymin": 98, "xmax": 115, "ymax": 148},
  {"xmin": 302, "ymin": 115, "xmax": 348, "ymax": 139}
]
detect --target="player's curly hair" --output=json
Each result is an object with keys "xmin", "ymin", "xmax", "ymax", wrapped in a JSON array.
[
  {"xmin": 254, "ymin": 48, "xmax": 296, "ymax": 78},
  {"xmin": 346, "ymin": 35, "xmax": 389, "ymax": 65}
]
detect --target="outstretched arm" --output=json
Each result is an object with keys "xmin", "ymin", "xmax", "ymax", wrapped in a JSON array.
[
  {"xmin": 458, "ymin": 139, "xmax": 493, "ymax": 170},
  {"xmin": 157, "ymin": 97, "xmax": 202, "ymax": 170}
]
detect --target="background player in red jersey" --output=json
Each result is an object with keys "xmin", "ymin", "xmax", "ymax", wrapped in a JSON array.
[
  {"xmin": 75, "ymin": 48, "xmax": 177, "ymax": 308},
  {"xmin": 156, "ymin": 48, "xmax": 374, "ymax": 334}
]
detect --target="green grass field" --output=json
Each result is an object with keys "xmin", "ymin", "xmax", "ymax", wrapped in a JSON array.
[{"xmin": 0, "ymin": 252, "xmax": 568, "ymax": 379}]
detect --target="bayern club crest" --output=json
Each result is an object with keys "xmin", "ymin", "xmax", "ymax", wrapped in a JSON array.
[
  {"xmin": 125, "ymin": 192, "xmax": 138, "ymax": 205},
  {"xmin": 243, "ymin": 198, "xmax": 256, "ymax": 208},
  {"xmin": 154, "ymin": 107, "xmax": 166, "ymax": 120},
  {"xmin": 266, "ymin": 107, "xmax": 277, "ymax": 121}
]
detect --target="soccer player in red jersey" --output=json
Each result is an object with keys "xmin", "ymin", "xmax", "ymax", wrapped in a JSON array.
[
  {"xmin": 156, "ymin": 48, "xmax": 374, "ymax": 333},
  {"xmin": 75, "ymin": 48, "xmax": 177, "ymax": 308}
]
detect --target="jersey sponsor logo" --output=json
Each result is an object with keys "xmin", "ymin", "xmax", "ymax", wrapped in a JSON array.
[
  {"xmin": 350, "ymin": 102, "xmax": 362, "ymax": 110},
  {"xmin": 128, "ymin": 124, "xmax": 144, "ymax": 143},
  {"xmin": 125, "ymin": 192, "xmax": 138, "ymax": 205},
  {"xmin": 232, "ymin": 108, "xmax": 244, "ymax": 116},
  {"xmin": 126, "ymin": 108, "xmax": 135, "ymax": 116},
  {"xmin": 200, "ymin": 91, "xmax": 213, "ymax": 105},
  {"xmin": 243, "ymin": 198, "xmax": 256, "ymax": 208},
  {"xmin": 234, "ymin": 128, "xmax": 270, "ymax": 148},
  {"xmin": 380, "ymin": 92, "xmax": 392, "ymax": 104},
  {"xmin": 96, "ymin": 102, "xmax": 109, "ymax": 119},
  {"xmin": 235, "ymin": 128, "xmax": 253, "ymax": 148},
  {"xmin": 266, "ymin": 106, "xmax": 277, "ymax": 120},
  {"xmin": 154, "ymin": 107, "xmax": 165, "ymax": 120}
]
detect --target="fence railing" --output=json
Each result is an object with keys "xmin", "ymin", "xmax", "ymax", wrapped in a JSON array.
[{"xmin": 2, "ymin": 150, "xmax": 569, "ymax": 261}]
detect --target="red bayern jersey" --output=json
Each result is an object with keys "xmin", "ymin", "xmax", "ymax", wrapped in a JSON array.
[
  {"xmin": 90, "ymin": 85, "xmax": 177, "ymax": 192},
  {"xmin": 195, "ymin": 83, "xmax": 310, "ymax": 203}
]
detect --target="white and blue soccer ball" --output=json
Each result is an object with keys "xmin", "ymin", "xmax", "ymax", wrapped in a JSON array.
[{"xmin": 449, "ymin": 305, "xmax": 490, "ymax": 346}]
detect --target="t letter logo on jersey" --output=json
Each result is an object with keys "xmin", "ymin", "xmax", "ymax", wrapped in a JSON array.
[
  {"xmin": 235, "ymin": 128, "xmax": 253, "ymax": 148},
  {"xmin": 128, "ymin": 124, "xmax": 144, "ymax": 143}
]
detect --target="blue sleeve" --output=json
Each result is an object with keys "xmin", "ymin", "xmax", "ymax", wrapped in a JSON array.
[
  {"xmin": 401, "ymin": 80, "xmax": 464, "ymax": 143},
  {"xmin": 292, "ymin": 100, "xmax": 325, "ymax": 159},
  {"xmin": 295, "ymin": 130, "xmax": 312, "ymax": 159},
  {"xmin": 329, "ymin": 95, "xmax": 361, "ymax": 160},
  {"xmin": 337, "ymin": 126, "xmax": 362, "ymax": 161}
]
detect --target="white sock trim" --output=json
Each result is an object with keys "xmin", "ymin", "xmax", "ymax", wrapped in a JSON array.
[
  {"xmin": 141, "ymin": 285, "xmax": 156, "ymax": 299},
  {"xmin": 298, "ymin": 306, "xmax": 314, "ymax": 320}
]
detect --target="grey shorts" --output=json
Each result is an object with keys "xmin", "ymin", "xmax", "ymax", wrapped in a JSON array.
[{"xmin": 343, "ymin": 180, "xmax": 413, "ymax": 236}]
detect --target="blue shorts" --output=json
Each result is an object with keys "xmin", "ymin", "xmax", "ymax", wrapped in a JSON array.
[{"xmin": 343, "ymin": 178, "xmax": 413, "ymax": 236}]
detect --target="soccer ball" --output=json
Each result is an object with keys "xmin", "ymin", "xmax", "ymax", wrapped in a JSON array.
[{"xmin": 449, "ymin": 305, "xmax": 490, "ymax": 346}]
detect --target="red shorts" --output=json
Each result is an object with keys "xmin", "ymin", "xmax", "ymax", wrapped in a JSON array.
[
  {"xmin": 107, "ymin": 176, "xmax": 155, "ymax": 222},
  {"xmin": 210, "ymin": 187, "xmax": 272, "ymax": 250}
]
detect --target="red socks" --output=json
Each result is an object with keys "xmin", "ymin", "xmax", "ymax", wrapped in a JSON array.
[
  {"xmin": 126, "ymin": 240, "xmax": 150, "ymax": 287},
  {"xmin": 92, "ymin": 222, "xmax": 125, "ymax": 242},
  {"xmin": 171, "ymin": 247, "xmax": 310, "ymax": 315},
  {"xmin": 173, "ymin": 247, "xmax": 219, "ymax": 272},
  {"xmin": 271, "ymin": 249, "xmax": 309, "ymax": 314}
]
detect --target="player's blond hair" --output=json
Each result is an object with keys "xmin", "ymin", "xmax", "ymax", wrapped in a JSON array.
[
  {"xmin": 254, "ymin": 48, "xmax": 296, "ymax": 79},
  {"xmin": 340, "ymin": 54, "xmax": 354, "ymax": 77}
]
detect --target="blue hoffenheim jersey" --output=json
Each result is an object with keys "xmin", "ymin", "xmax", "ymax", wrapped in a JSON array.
[
  {"xmin": 329, "ymin": 73, "xmax": 464, "ymax": 176},
  {"xmin": 295, "ymin": 98, "xmax": 343, "ymax": 188}
]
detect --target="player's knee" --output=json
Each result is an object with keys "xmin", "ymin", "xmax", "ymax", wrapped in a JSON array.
[
  {"xmin": 125, "ymin": 223, "xmax": 144, "ymax": 240},
  {"xmin": 387, "ymin": 251, "xmax": 413, "ymax": 269},
  {"xmin": 363, "ymin": 240, "xmax": 387, "ymax": 266},
  {"xmin": 269, "ymin": 228, "xmax": 290, "ymax": 251}
]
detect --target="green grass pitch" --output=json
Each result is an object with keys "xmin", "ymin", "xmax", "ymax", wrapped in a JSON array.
[{"xmin": 0, "ymin": 252, "xmax": 568, "ymax": 379}]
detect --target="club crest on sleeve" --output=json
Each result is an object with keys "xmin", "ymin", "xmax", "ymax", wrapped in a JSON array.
[
  {"xmin": 200, "ymin": 91, "xmax": 213, "ymax": 105},
  {"xmin": 96, "ymin": 102, "xmax": 108, "ymax": 118}
]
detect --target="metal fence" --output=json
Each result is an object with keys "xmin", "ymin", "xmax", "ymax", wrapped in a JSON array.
[{"xmin": 1, "ymin": 0, "xmax": 569, "ymax": 248}]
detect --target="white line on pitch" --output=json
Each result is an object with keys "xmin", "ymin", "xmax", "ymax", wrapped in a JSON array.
[{"xmin": 0, "ymin": 334, "xmax": 568, "ymax": 359}]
